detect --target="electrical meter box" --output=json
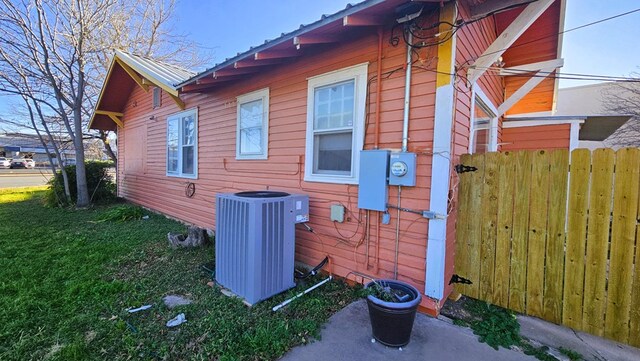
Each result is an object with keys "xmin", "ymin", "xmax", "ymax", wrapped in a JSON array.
[
  {"xmin": 388, "ymin": 152, "xmax": 416, "ymax": 186},
  {"xmin": 358, "ymin": 150, "xmax": 390, "ymax": 211}
]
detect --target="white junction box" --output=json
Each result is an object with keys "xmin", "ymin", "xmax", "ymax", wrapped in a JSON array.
[{"xmin": 330, "ymin": 204, "xmax": 345, "ymax": 222}]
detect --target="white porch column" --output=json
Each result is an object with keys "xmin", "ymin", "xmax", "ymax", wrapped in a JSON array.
[{"xmin": 425, "ymin": 2, "xmax": 457, "ymax": 300}]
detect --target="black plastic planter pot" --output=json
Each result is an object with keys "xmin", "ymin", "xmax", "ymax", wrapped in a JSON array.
[{"xmin": 365, "ymin": 279, "xmax": 421, "ymax": 347}]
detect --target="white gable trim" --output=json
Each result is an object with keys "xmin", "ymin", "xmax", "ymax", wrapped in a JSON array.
[{"xmin": 467, "ymin": 0, "xmax": 554, "ymax": 84}]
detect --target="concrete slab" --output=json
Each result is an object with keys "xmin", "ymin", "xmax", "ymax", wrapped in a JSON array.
[
  {"xmin": 280, "ymin": 300, "xmax": 536, "ymax": 361},
  {"xmin": 518, "ymin": 315, "xmax": 640, "ymax": 361}
]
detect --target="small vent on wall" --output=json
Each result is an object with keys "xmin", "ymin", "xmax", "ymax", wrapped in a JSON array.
[{"xmin": 153, "ymin": 87, "xmax": 162, "ymax": 109}]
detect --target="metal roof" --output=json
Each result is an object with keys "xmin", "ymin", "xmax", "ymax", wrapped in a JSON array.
[
  {"xmin": 178, "ymin": 0, "xmax": 403, "ymax": 87},
  {"xmin": 89, "ymin": 51, "xmax": 198, "ymax": 130},
  {"xmin": 115, "ymin": 50, "xmax": 196, "ymax": 88}
]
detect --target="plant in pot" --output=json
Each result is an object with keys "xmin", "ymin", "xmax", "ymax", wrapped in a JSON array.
[{"xmin": 365, "ymin": 279, "xmax": 422, "ymax": 348}]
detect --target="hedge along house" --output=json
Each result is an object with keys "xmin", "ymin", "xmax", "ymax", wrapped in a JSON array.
[{"xmin": 90, "ymin": 0, "xmax": 565, "ymax": 315}]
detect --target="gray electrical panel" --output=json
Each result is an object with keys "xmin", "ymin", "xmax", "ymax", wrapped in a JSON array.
[
  {"xmin": 358, "ymin": 150, "xmax": 390, "ymax": 211},
  {"xmin": 389, "ymin": 152, "xmax": 417, "ymax": 186}
]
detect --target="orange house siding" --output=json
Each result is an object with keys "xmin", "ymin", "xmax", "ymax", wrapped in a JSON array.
[
  {"xmin": 108, "ymin": 8, "xmax": 563, "ymax": 314},
  {"xmin": 501, "ymin": 124, "xmax": 571, "ymax": 151},
  {"xmin": 117, "ymin": 29, "xmax": 441, "ymax": 310}
]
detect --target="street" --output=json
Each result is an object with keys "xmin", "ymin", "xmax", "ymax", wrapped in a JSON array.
[{"xmin": 0, "ymin": 168, "xmax": 53, "ymax": 188}]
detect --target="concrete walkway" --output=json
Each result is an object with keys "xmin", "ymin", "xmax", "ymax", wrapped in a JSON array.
[
  {"xmin": 519, "ymin": 315, "xmax": 640, "ymax": 361},
  {"xmin": 280, "ymin": 300, "xmax": 535, "ymax": 361}
]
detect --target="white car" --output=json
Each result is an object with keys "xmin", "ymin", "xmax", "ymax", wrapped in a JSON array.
[
  {"xmin": 25, "ymin": 159, "xmax": 35, "ymax": 168},
  {"xmin": 0, "ymin": 157, "xmax": 10, "ymax": 168}
]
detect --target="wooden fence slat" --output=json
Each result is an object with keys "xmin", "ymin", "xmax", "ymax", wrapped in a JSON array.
[
  {"xmin": 604, "ymin": 148, "xmax": 640, "ymax": 343},
  {"xmin": 493, "ymin": 152, "xmax": 516, "ymax": 308},
  {"xmin": 526, "ymin": 150, "xmax": 550, "ymax": 318},
  {"xmin": 629, "ymin": 156, "xmax": 640, "ymax": 348},
  {"xmin": 582, "ymin": 148, "xmax": 615, "ymax": 336},
  {"xmin": 479, "ymin": 152, "xmax": 500, "ymax": 302},
  {"xmin": 455, "ymin": 154, "xmax": 473, "ymax": 295},
  {"xmin": 543, "ymin": 149, "xmax": 569, "ymax": 323},
  {"xmin": 465, "ymin": 154, "xmax": 485, "ymax": 299},
  {"xmin": 455, "ymin": 148, "xmax": 640, "ymax": 346},
  {"xmin": 562, "ymin": 149, "xmax": 591, "ymax": 330},
  {"xmin": 509, "ymin": 151, "xmax": 532, "ymax": 313}
]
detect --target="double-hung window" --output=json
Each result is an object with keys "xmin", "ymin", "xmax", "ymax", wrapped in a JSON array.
[
  {"xmin": 305, "ymin": 63, "xmax": 367, "ymax": 184},
  {"xmin": 236, "ymin": 88, "xmax": 269, "ymax": 159},
  {"xmin": 469, "ymin": 88, "xmax": 498, "ymax": 154},
  {"xmin": 167, "ymin": 108, "xmax": 197, "ymax": 178}
]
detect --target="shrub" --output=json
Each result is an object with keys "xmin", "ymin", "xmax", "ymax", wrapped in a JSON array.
[
  {"xmin": 45, "ymin": 161, "xmax": 116, "ymax": 207},
  {"xmin": 95, "ymin": 204, "xmax": 144, "ymax": 222}
]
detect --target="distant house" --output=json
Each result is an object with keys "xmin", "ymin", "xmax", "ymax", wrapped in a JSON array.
[
  {"xmin": 89, "ymin": 0, "xmax": 565, "ymax": 315},
  {"xmin": 502, "ymin": 82, "xmax": 632, "ymax": 151},
  {"xmin": 0, "ymin": 132, "xmax": 76, "ymax": 165}
]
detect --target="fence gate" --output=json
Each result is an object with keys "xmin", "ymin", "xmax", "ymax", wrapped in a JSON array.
[{"xmin": 454, "ymin": 148, "xmax": 640, "ymax": 346}]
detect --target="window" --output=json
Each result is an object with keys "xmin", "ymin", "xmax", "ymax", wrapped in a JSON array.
[
  {"xmin": 167, "ymin": 108, "xmax": 197, "ymax": 178},
  {"xmin": 469, "ymin": 88, "xmax": 498, "ymax": 154},
  {"xmin": 305, "ymin": 63, "xmax": 368, "ymax": 184},
  {"xmin": 153, "ymin": 87, "xmax": 162, "ymax": 108},
  {"xmin": 236, "ymin": 88, "xmax": 269, "ymax": 159}
]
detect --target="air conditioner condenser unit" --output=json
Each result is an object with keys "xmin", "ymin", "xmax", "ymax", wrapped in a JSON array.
[{"xmin": 215, "ymin": 191, "xmax": 309, "ymax": 305}]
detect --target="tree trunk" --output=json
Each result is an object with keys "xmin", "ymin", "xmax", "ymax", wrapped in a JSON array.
[
  {"xmin": 24, "ymin": 99, "xmax": 57, "ymax": 176},
  {"xmin": 74, "ymin": 109, "xmax": 90, "ymax": 208},
  {"xmin": 100, "ymin": 130, "xmax": 117, "ymax": 164},
  {"xmin": 34, "ymin": 102, "xmax": 72, "ymax": 202}
]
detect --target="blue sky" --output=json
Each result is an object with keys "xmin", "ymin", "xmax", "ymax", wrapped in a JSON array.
[
  {"xmin": 560, "ymin": 0, "xmax": 640, "ymax": 87},
  {"xmin": 171, "ymin": 0, "xmax": 640, "ymax": 88},
  {"xmin": 1, "ymin": 0, "xmax": 639, "ymax": 119}
]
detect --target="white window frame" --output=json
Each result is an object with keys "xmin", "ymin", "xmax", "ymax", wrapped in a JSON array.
[
  {"xmin": 166, "ymin": 108, "xmax": 198, "ymax": 179},
  {"xmin": 469, "ymin": 86, "xmax": 499, "ymax": 154},
  {"xmin": 236, "ymin": 88, "xmax": 269, "ymax": 160},
  {"xmin": 304, "ymin": 63, "xmax": 368, "ymax": 184}
]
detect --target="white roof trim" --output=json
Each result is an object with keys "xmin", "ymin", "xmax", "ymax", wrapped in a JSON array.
[{"xmin": 503, "ymin": 118, "xmax": 585, "ymax": 128}]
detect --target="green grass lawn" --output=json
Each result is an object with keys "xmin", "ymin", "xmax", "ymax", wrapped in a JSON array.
[{"xmin": 0, "ymin": 189, "xmax": 362, "ymax": 361}]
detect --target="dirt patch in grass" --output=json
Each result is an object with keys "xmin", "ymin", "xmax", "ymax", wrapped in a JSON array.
[{"xmin": 0, "ymin": 190, "xmax": 362, "ymax": 361}]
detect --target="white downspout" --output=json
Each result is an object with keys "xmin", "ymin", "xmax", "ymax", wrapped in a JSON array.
[{"xmin": 401, "ymin": 32, "xmax": 413, "ymax": 153}]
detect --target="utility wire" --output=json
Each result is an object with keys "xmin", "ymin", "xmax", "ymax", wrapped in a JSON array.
[
  {"xmin": 471, "ymin": 7, "xmax": 640, "ymax": 62},
  {"xmin": 393, "ymin": 4, "xmax": 640, "ymax": 91},
  {"xmin": 474, "ymin": 66, "xmax": 640, "ymax": 82},
  {"xmin": 485, "ymin": 71, "xmax": 640, "ymax": 83}
]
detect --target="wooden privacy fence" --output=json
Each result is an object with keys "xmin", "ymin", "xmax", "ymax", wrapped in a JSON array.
[{"xmin": 454, "ymin": 148, "xmax": 640, "ymax": 346}]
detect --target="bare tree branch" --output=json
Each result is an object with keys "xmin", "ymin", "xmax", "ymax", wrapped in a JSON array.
[
  {"xmin": 0, "ymin": 0, "xmax": 211, "ymax": 206},
  {"xmin": 603, "ymin": 73, "xmax": 640, "ymax": 147}
]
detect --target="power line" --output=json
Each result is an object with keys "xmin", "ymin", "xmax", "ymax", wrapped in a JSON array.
[
  {"xmin": 475, "ymin": 66, "xmax": 640, "ymax": 82},
  {"xmin": 471, "ymin": 7, "xmax": 640, "ymax": 63},
  {"xmin": 399, "ymin": 4, "xmax": 640, "ymax": 88},
  {"xmin": 411, "ymin": 63, "xmax": 640, "ymax": 85}
]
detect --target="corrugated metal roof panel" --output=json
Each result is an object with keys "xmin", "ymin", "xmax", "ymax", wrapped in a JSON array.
[
  {"xmin": 115, "ymin": 50, "xmax": 196, "ymax": 88},
  {"xmin": 178, "ymin": 0, "xmax": 397, "ymax": 87}
]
